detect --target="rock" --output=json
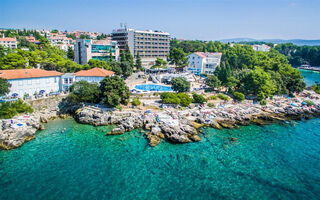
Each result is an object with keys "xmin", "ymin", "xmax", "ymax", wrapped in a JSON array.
[
  {"xmin": 191, "ymin": 121, "xmax": 204, "ymax": 129},
  {"xmin": 108, "ymin": 126, "xmax": 126, "ymax": 135},
  {"xmin": 146, "ymin": 133, "xmax": 161, "ymax": 147},
  {"xmin": 40, "ymin": 116, "xmax": 48, "ymax": 123},
  {"xmin": 189, "ymin": 134, "xmax": 201, "ymax": 142},
  {"xmin": 228, "ymin": 137, "xmax": 238, "ymax": 142}
]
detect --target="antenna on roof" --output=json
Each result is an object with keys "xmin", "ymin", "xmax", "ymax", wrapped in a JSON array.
[{"xmin": 124, "ymin": 23, "xmax": 127, "ymax": 29}]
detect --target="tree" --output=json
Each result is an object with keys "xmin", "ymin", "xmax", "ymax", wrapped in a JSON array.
[
  {"xmin": 168, "ymin": 48, "xmax": 188, "ymax": 67},
  {"xmin": 107, "ymin": 61, "xmax": 122, "ymax": 75},
  {"xmin": 99, "ymin": 76, "xmax": 130, "ymax": 107},
  {"xmin": 51, "ymin": 29, "xmax": 59, "ymax": 33},
  {"xmin": 171, "ymin": 77, "xmax": 190, "ymax": 92},
  {"xmin": 206, "ymin": 75, "xmax": 221, "ymax": 90},
  {"xmin": 67, "ymin": 47, "xmax": 75, "ymax": 61},
  {"xmin": 192, "ymin": 93, "xmax": 207, "ymax": 104},
  {"xmin": 177, "ymin": 93, "xmax": 193, "ymax": 107},
  {"xmin": 0, "ymin": 53, "xmax": 28, "ymax": 69},
  {"xmin": 88, "ymin": 59, "xmax": 111, "ymax": 70},
  {"xmin": 233, "ymin": 91, "xmax": 245, "ymax": 102},
  {"xmin": 125, "ymin": 45, "xmax": 134, "ymax": 68},
  {"xmin": 0, "ymin": 78, "xmax": 11, "ymax": 96},
  {"xmin": 120, "ymin": 61, "xmax": 133, "ymax": 78},
  {"xmin": 151, "ymin": 57, "xmax": 167, "ymax": 69},
  {"xmin": 68, "ymin": 81, "xmax": 100, "ymax": 103},
  {"xmin": 135, "ymin": 52, "xmax": 143, "ymax": 71}
]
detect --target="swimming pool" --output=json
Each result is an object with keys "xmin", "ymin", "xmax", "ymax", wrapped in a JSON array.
[{"xmin": 134, "ymin": 84, "xmax": 173, "ymax": 92}]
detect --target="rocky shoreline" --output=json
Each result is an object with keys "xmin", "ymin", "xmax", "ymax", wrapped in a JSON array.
[
  {"xmin": 75, "ymin": 96, "xmax": 320, "ymax": 146},
  {"xmin": 1, "ymin": 92, "xmax": 320, "ymax": 149}
]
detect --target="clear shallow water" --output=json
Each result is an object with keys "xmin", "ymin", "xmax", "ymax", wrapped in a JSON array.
[
  {"xmin": 135, "ymin": 84, "xmax": 173, "ymax": 91},
  {"xmin": 1, "ymin": 119, "xmax": 320, "ymax": 200},
  {"xmin": 299, "ymin": 69, "xmax": 320, "ymax": 86}
]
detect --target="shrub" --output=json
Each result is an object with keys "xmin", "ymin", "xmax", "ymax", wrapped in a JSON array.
[
  {"xmin": 131, "ymin": 97, "xmax": 141, "ymax": 106},
  {"xmin": 304, "ymin": 100, "xmax": 314, "ymax": 106},
  {"xmin": 260, "ymin": 100, "xmax": 267, "ymax": 105},
  {"xmin": 207, "ymin": 103, "xmax": 215, "ymax": 108},
  {"xmin": 160, "ymin": 92, "xmax": 192, "ymax": 107},
  {"xmin": 233, "ymin": 91, "xmax": 245, "ymax": 102},
  {"xmin": 192, "ymin": 93, "xmax": 207, "ymax": 104},
  {"xmin": 177, "ymin": 93, "xmax": 193, "ymax": 107},
  {"xmin": 115, "ymin": 105, "xmax": 122, "ymax": 111},
  {"xmin": 313, "ymin": 84, "xmax": 320, "ymax": 94},
  {"xmin": 100, "ymin": 76, "xmax": 130, "ymax": 107},
  {"xmin": 208, "ymin": 95, "xmax": 218, "ymax": 100},
  {"xmin": 217, "ymin": 94, "xmax": 230, "ymax": 101}
]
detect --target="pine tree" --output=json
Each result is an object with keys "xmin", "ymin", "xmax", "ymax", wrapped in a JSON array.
[{"xmin": 135, "ymin": 52, "xmax": 142, "ymax": 71}]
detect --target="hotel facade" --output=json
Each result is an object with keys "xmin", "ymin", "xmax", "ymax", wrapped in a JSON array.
[{"xmin": 111, "ymin": 28, "xmax": 170, "ymax": 68}]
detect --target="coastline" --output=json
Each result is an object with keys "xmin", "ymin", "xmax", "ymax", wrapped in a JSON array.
[{"xmin": 1, "ymin": 90, "xmax": 320, "ymax": 150}]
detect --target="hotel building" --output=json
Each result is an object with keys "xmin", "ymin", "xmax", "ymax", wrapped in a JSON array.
[
  {"xmin": 187, "ymin": 52, "xmax": 222, "ymax": 75},
  {"xmin": 111, "ymin": 28, "xmax": 170, "ymax": 68}
]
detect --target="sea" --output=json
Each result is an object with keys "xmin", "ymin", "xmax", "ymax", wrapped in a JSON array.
[{"xmin": 1, "ymin": 71, "xmax": 320, "ymax": 200}]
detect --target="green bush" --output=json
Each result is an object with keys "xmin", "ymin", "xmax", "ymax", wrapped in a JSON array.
[
  {"xmin": 115, "ymin": 105, "xmax": 122, "ymax": 111},
  {"xmin": 192, "ymin": 93, "xmax": 207, "ymax": 104},
  {"xmin": 304, "ymin": 100, "xmax": 314, "ymax": 106},
  {"xmin": 207, "ymin": 103, "xmax": 215, "ymax": 108},
  {"xmin": 131, "ymin": 97, "xmax": 141, "ymax": 106},
  {"xmin": 260, "ymin": 100, "xmax": 267, "ymax": 105},
  {"xmin": 160, "ymin": 92, "xmax": 192, "ymax": 107},
  {"xmin": 0, "ymin": 99, "xmax": 33, "ymax": 119},
  {"xmin": 208, "ymin": 95, "xmax": 218, "ymax": 100},
  {"xmin": 313, "ymin": 85, "xmax": 320, "ymax": 94},
  {"xmin": 177, "ymin": 93, "xmax": 193, "ymax": 107},
  {"xmin": 217, "ymin": 94, "xmax": 230, "ymax": 101},
  {"xmin": 233, "ymin": 91, "xmax": 245, "ymax": 102}
]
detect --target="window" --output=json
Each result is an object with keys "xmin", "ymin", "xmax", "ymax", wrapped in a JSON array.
[{"xmin": 54, "ymin": 77, "xmax": 57, "ymax": 83}]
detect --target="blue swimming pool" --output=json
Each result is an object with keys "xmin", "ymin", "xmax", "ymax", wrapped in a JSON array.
[{"xmin": 134, "ymin": 84, "xmax": 173, "ymax": 92}]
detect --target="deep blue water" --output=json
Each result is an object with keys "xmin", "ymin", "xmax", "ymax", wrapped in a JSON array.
[
  {"xmin": 135, "ymin": 84, "xmax": 173, "ymax": 92},
  {"xmin": 299, "ymin": 69, "xmax": 320, "ymax": 86},
  {"xmin": 1, "ymin": 118, "xmax": 320, "ymax": 200}
]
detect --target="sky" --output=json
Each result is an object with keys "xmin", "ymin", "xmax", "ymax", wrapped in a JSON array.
[{"xmin": 1, "ymin": 0, "xmax": 319, "ymax": 40}]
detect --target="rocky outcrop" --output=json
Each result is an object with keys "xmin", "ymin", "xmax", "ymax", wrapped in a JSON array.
[{"xmin": 0, "ymin": 115, "xmax": 41, "ymax": 150}]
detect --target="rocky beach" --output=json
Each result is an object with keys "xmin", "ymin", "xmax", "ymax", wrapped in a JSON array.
[{"xmin": 1, "ymin": 90, "xmax": 320, "ymax": 150}]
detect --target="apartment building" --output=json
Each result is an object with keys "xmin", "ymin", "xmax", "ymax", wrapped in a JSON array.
[
  {"xmin": 0, "ymin": 37, "xmax": 17, "ymax": 48},
  {"xmin": 187, "ymin": 52, "xmax": 222, "ymax": 75},
  {"xmin": 47, "ymin": 33, "xmax": 75, "ymax": 51},
  {"xmin": 111, "ymin": 28, "xmax": 170, "ymax": 68},
  {"xmin": 74, "ymin": 39, "xmax": 120, "ymax": 64}
]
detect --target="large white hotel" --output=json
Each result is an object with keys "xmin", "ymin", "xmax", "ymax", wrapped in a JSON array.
[{"xmin": 111, "ymin": 28, "xmax": 170, "ymax": 68}]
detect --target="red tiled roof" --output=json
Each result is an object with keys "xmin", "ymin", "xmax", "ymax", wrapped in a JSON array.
[
  {"xmin": 0, "ymin": 38, "xmax": 17, "ymax": 42},
  {"xmin": 0, "ymin": 69, "xmax": 63, "ymax": 80},
  {"xmin": 74, "ymin": 67, "xmax": 115, "ymax": 77},
  {"xmin": 194, "ymin": 52, "xmax": 222, "ymax": 58}
]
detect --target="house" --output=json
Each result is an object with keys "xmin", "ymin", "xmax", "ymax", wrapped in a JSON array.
[
  {"xmin": 0, "ymin": 69, "xmax": 63, "ymax": 97},
  {"xmin": 252, "ymin": 44, "xmax": 271, "ymax": 52},
  {"xmin": 0, "ymin": 37, "xmax": 17, "ymax": 49},
  {"xmin": 74, "ymin": 67, "xmax": 115, "ymax": 83},
  {"xmin": 25, "ymin": 36, "xmax": 40, "ymax": 44},
  {"xmin": 187, "ymin": 52, "xmax": 222, "ymax": 75}
]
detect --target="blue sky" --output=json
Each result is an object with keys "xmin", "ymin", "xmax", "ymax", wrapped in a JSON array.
[{"xmin": 1, "ymin": 0, "xmax": 319, "ymax": 40}]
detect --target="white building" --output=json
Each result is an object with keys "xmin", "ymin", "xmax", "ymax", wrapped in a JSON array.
[
  {"xmin": 252, "ymin": 44, "xmax": 271, "ymax": 52},
  {"xmin": 0, "ymin": 37, "xmax": 17, "ymax": 49},
  {"xmin": 47, "ymin": 33, "xmax": 75, "ymax": 51},
  {"xmin": 74, "ymin": 67, "xmax": 115, "ymax": 83},
  {"xmin": 111, "ymin": 28, "xmax": 170, "ymax": 68},
  {"xmin": 0, "ymin": 69, "xmax": 63, "ymax": 97},
  {"xmin": 74, "ymin": 39, "xmax": 120, "ymax": 64},
  {"xmin": 187, "ymin": 52, "xmax": 222, "ymax": 75}
]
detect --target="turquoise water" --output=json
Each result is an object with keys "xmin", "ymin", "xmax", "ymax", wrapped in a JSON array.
[
  {"xmin": 299, "ymin": 69, "xmax": 320, "ymax": 86},
  {"xmin": 1, "ymin": 118, "xmax": 320, "ymax": 200},
  {"xmin": 135, "ymin": 84, "xmax": 173, "ymax": 92}
]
